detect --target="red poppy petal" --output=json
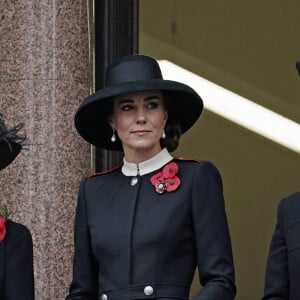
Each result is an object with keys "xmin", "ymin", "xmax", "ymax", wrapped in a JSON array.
[
  {"xmin": 162, "ymin": 162, "xmax": 179, "ymax": 178},
  {"xmin": 150, "ymin": 172, "xmax": 162, "ymax": 185},
  {"xmin": 166, "ymin": 176, "xmax": 181, "ymax": 191},
  {"xmin": 0, "ymin": 218, "xmax": 6, "ymax": 242}
]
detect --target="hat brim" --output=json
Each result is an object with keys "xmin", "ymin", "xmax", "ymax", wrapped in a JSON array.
[
  {"xmin": 0, "ymin": 139, "xmax": 22, "ymax": 170},
  {"xmin": 75, "ymin": 79, "xmax": 203, "ymax": 150}
]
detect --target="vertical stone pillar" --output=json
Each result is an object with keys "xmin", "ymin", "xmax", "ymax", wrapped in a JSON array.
[
  {"xmin": 94, "ymin": 0, "xmax": 139, "ymax": 172},
  {"xmin": 0, "ymin": 1, "xmax": 92, "ymax": 299}
]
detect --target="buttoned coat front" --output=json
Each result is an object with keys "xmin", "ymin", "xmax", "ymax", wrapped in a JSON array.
[
  {"xmin": 262, "ymin": 192, "xmax": 300, "ymax": 300},
  {"xmin": 66, "ymin": 159, "xmax": 236, "ymax": 300}
]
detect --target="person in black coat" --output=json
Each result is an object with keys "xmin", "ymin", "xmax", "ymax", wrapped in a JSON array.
[
  {"xmin": 262, "ymin": 192, "xmax": 300, "ymax": 300},
  {"xmin": 0, "ymin": 115, "xmax": 34, "ymax": 300},
  {"xmin": 66, "ymin": 54, "xmax": 236, "ymax": 300}
]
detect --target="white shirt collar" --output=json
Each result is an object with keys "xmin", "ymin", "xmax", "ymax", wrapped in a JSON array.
[{"xmin": 122, "ymin": 148, "xmax": 173, "ymax": 176}]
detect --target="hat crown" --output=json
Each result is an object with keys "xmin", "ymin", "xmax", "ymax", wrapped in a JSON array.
[{"xmin": 105, "ymin": 55, "xmax": 163, "ymax": 87}]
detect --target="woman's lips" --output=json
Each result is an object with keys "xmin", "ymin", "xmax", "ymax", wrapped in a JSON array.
[{"xmin": 132, "ymin": 130, "xmax": 151, "ymax": 136}]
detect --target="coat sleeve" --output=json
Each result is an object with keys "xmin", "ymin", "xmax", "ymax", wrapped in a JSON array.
[
  {"xmin": 191, "ymin": 161, "xmax": 236, "ymax": 300},
  {"xmin": 261, "ymin": 199, "xmax": 289, "ymax": 300},
  {"xmin": 66, "ymin": 177, "xmax": 99, "ymax": 300}
]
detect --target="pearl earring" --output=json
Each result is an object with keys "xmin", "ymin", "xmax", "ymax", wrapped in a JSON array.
[
  {"xmin": 111, "ymin": 130, "xmax": 116, "ymax": 142},
  {"xmin": 162, "ymin": 129, "xmax": 166, "ymax": 139}
]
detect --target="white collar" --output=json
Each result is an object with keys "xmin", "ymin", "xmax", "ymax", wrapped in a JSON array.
[{"xmin": 122, "ymin": 148, "xmax": 173, "ymax": 176}]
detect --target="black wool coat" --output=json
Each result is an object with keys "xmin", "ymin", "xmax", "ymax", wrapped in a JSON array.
[
  {"xmin": 0, "ymin": 220, "xmax": 34, "ymax": 300},
  {"xmin": 262, "ymin": 192, "xmax": 300, "ymax": 300},
  {"xmin": 66, "ymin": 159, "xmax": 236, "ymax": 300}
]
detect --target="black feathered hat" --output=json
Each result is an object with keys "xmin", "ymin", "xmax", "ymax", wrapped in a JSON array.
[
  {"xmin": 74, "ymin": 54, "xmax": 203, "ymax": 150},
  {"xmin": 0, "ymin": 115, "xmax": 24, "ymax": 171}
]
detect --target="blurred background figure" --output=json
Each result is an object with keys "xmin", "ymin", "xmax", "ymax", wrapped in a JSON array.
[
  {"xmin": 0, "ymin": 114, "xmax": 34, "ymax": 300},
  {"xmin": 261, "ymin": 192, "xmax": 300, "ymax": 300}
]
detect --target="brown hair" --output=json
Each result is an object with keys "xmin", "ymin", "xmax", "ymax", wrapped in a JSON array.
[
  {"xmin": 160, "ymin": 119, "xmax": 182, "ymax": 152},
  {"xmin": 160, "ymin": 92, "xmax": 182, "ymax": 152}
]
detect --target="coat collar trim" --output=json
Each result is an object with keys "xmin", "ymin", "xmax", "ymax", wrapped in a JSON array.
[{"xmin": 122, "ymin": 148, "xmax": 173, "ymax": 176}]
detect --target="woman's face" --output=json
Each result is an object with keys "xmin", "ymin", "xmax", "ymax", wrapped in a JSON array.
[{"xmin": 110, "ymin": 90, "xmax": 167, "ymax": 162}]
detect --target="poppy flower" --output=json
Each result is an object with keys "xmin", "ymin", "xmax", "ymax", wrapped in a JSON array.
[
  {"xmin": 165, "ymin": 176, "xmax": 181, "ymax": 192},
  {"xmin": 0, "ymin": 217, "xmax": 6, "ymax": 242},
  {"xmin": 162, "ymin": 162, "xmax": 179, "ymax": 178},
  {"xmin": 150, "ymin": 162, "xmax": 181, "ymax": 194},
  {"xmin": 0, "ymin": 205, "xmax": 9, "ymax": 242}
]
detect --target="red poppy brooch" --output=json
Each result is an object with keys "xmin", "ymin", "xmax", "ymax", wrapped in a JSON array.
[
  {"xmin": 150, "ymin": 162, "xmax": 181, "ymax": 194},
  {"xmin": 0, "ymin": 205, "xmax": 9, "ymax": 242}
]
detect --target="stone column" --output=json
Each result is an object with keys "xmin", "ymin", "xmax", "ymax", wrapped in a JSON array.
[
  {"xmin": 94, "ymin": 0, "xmax": 139, "ymax": 172},
  {"xmin": 0, "ymin": 1, "xmax": 92, "ymax": 299}
]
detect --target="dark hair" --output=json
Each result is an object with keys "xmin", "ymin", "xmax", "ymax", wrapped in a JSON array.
[
  {"xmin": 160, "ymin": 92, "xmax": 182, "ymax": 152},
  {"xmin": 0, "ymin": 114, "xmax": 26, "ymax": 145},
  {"xmin": 160, "ymin": 120, "xmax": 182, "ymax": 152}
]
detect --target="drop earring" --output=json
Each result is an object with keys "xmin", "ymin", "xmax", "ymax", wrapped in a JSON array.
[
  {"xmin": 111, "ymin": 129, "xmax": 116, "ymax": 142},
  {"xmin": 162, "ymin": 129, "xmax": 166, "ymax": 139}
]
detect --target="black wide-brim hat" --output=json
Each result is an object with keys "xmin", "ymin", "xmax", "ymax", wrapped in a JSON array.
[
  {"xmin": 0, "ymin": 138, "xmax": 21, "ymax": 171},
  {"xmin": 75, "ymin": 54, "xmax": 204, "ymax": 151}
]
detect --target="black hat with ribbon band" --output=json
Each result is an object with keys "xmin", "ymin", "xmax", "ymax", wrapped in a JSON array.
[
  {"xmin": 74, "ymin": 54, "xmax": 204, "ymax": 151},
  {"xmin": 0, "ymin": 138, "xmax": 21, "ymax": 171}
]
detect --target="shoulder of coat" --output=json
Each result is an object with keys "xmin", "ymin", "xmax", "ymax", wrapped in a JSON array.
[
  {"xmin": 173, "ymin": 157, "xmax": 201, "ymax": 163},
  {"xmin": 281, "ymin": 191, "xmax": 300, "ymax": 209},
  {"xmin": 87, "ymin": 165, "xmax": 122, "ymax": 179}
]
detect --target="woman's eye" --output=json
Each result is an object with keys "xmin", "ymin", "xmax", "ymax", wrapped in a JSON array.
[
  {"xmin": 147, "ymin": 102, "xmax": 159, "ymax": 109},
  {"xmin": 121, "ymin": 104, "xmax": 133, "ymax": 111}
]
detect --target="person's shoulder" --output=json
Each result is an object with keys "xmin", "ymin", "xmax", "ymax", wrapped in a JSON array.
[
  {"xmin": 174, "ymin": 157, "xmax": 219, "ymax": 171},
  {"xmin": 174, "ymin": 158, "xmax": 222, "ymax": 181},
  {"xmin": 6, "ymin": 219, "xmax": 31, "ymax": 232},
  {"xmin": 174, "ymin": 157, "xmax": 201, "ymax": 164},
  {"xmin": 5, "ymin": 219, "xmax": 32, "ymax": 241},
  {"xmin": 280, "ymin": 192, "xmax": 300, "ymax": 209},
  {"xmin": 277, "ymin": 192, "xmax": 300, "ymax": 228},
  {"xmin": 87, "ymin": 165, "xmax": 122, "ymax": 180}
]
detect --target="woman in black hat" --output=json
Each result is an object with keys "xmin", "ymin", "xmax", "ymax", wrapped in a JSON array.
[
  {"xmin": 66, "ymin": 55, "xmax": 236, "ymax": 300},
  {"xmin": 0, "ymin": 115, "xmax": 34, "ymax": 300}
]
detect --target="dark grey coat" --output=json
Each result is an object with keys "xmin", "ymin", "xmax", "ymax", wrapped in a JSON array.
[
  {"xmin": 262, "ymin": 192, "xmax": 300, "ymax": 300},
  {"xmin": 66, "ymin": 160, "xmax": 236, "ymax": 300}
]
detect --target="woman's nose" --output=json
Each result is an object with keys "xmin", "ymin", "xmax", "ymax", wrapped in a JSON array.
[{"xmin": 136, "ymin": 108, "xmax": 146, "ymax": 123}]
